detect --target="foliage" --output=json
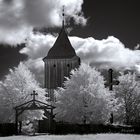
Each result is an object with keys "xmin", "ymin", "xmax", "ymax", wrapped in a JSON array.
[
  {"xmin": 54, "ymin": 63, "xmax": 114, "ymax": 124},
  {"xmin": 114, "ymin": 72, "xmax": 140, "ymax": 124},
  {"xmin": 0, "ymin": 62, "xmax": 47, "ymax": 123}
]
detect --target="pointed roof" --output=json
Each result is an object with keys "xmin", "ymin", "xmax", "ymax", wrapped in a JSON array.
[
  {"xmin": 44, "ymin": 27, "xmax": 76, "ymax": 59},
  {"xmin": 43, "ymin": 6, "xmax": 77, "ymax": 60}
]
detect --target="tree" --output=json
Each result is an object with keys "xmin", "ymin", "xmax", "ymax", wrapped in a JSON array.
[
  {"xmin": 0, "ymin": 62, "xmax": 47, "ymax": 123},
  {"xmin": 114, "ymin": 72, "xmax": 140, "ymax": 124},
  {"xmin": 54, "ymin": 63, "xmax": 114, "ymax": 124}
]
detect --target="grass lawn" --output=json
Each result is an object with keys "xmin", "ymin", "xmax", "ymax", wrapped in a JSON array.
[{"xmin": 0, "ymin": 134, "xmax": 140, "ymax": 140}]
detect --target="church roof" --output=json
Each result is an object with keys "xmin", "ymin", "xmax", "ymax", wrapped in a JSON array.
[{"xmin": 44, "ymin": 27, "xmax": 76, "ymax": 59}]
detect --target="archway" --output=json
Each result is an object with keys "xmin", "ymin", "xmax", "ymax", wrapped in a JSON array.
[{"xmin": 14, "ymin": 90, "xmax": 55, "ymax": 134}]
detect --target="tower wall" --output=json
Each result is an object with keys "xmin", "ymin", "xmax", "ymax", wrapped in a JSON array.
[{"xmin": 44, "ymin": 56, "xmax": 80, "ymax": 101}]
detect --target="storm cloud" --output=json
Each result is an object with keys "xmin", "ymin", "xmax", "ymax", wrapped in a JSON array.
[{"xmin": 0, "ymin": 0, "xmax": 86, "ymax": 45}]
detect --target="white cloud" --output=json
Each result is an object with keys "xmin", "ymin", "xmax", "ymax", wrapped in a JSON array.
[
  {"xmin": 24, "ymin": 58, "xmax": 44, "ymax": 85},
  {"xmin": 70, "ymin": 36, "xmax": 140, "ymax": 70},
  {"xmin": 0, "ymin": 26, "xmax": 32, "ymax": 45},
  {"xmin": 20, "ymin": 32, "xmax": 56, "ymax": 59},
  {"xmin": 0, "ymin": 0, "xmax": 86, "ymax": 45},
  {"xmin": 20, "ymin": 33, "xmax": 140, "ymax": 79},
  {"xmin": 58, "ymin": 0, "xmax": 87, "ymax": 26}
]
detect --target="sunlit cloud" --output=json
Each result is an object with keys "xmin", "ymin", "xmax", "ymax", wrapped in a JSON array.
[{"xmin": 20, "ymin": 33, "xmax": 140, "ymax": 81}]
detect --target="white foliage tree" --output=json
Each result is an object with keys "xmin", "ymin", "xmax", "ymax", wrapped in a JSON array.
[
  {"xmin": 114, "ymin": 72, "xmax": 140, "ymax": 124},
  {"xmin": 0, "ymin": 62, "xmax": 47, "ymax": 123},
  {"xmin": 54, "ymin": 63, "xmax": 114, "ymax": 124}
]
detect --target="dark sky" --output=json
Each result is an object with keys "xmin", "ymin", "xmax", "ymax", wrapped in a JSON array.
[
  {"xmin": 72, "ymin": 0, "xmax": 140, "ymax": 49},
  {"xmin": 0, "ymin": 44, "xmax": 27, "ymax": 79},
  {"xmin": 0, "ymin": 0, "xmax": 140, "ymax": 79}
]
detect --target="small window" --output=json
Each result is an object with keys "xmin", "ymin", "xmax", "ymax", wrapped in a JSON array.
[
  {"xmin": 53, "ymin": 64, "xmax": 56, "ymax": 67},
  {"xmin": 78, "ymin": 58, "xmax": 81, "ymax": 65},
  {"xmin": 67, "ymin": 64, "xmax": 70, "ymax": 67}
]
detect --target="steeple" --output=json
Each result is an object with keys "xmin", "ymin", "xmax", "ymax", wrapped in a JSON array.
[
  {"xmin": 44, "ymin": 6, "xmax": 76, "ymax": 60},
  {"xmin": 43, "ymin": 7, "xmax": 81, "ymax": 101},
  {"xmin": 62, "ymin": 5, "xmax": 65, "ymax": 28}
]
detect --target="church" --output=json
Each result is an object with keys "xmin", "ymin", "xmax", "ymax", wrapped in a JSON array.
[{"xmin": 43, "ymin": 12, "xmax": 81, "ymax": 101}]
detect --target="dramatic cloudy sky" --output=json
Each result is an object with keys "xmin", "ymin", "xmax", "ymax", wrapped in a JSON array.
[{"xmin": 0, "ymin": 0, "xmax": 140, "ymax": 81}]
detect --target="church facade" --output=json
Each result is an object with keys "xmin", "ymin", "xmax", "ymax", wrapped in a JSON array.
[{"xmin": 43, "ymin": 25, "xmax": 80, "ymax": 101}]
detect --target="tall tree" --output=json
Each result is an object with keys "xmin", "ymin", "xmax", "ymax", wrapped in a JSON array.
[
  {"xmin": 54, "ymin": 63, "xmax": 115, "ymax": 124},
  {"xmin": 114, "ymin": 72, "xmax": 140, "ymax": 124},
  {"xmin": 0, "ymin": 62, "xmax": 47, "ymax": 123}
]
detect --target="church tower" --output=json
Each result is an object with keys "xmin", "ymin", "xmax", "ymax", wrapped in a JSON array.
[{"xmin": 43, "ymin": 8, "xmax": 81, "ymax": 101}]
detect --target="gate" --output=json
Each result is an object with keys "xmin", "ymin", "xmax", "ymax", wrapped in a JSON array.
[{"xmin": 14, "ymin": 90, "xmax": 55, "ymax": 134}]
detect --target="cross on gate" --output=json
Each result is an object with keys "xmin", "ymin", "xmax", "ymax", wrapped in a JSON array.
[
  {"xmin": 31, "ymin": 90, "xmax": 38, "ymax": 101},
  {"xmin": 105, "ymin": 68, "xmax": 119, "ymax": 90}
]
